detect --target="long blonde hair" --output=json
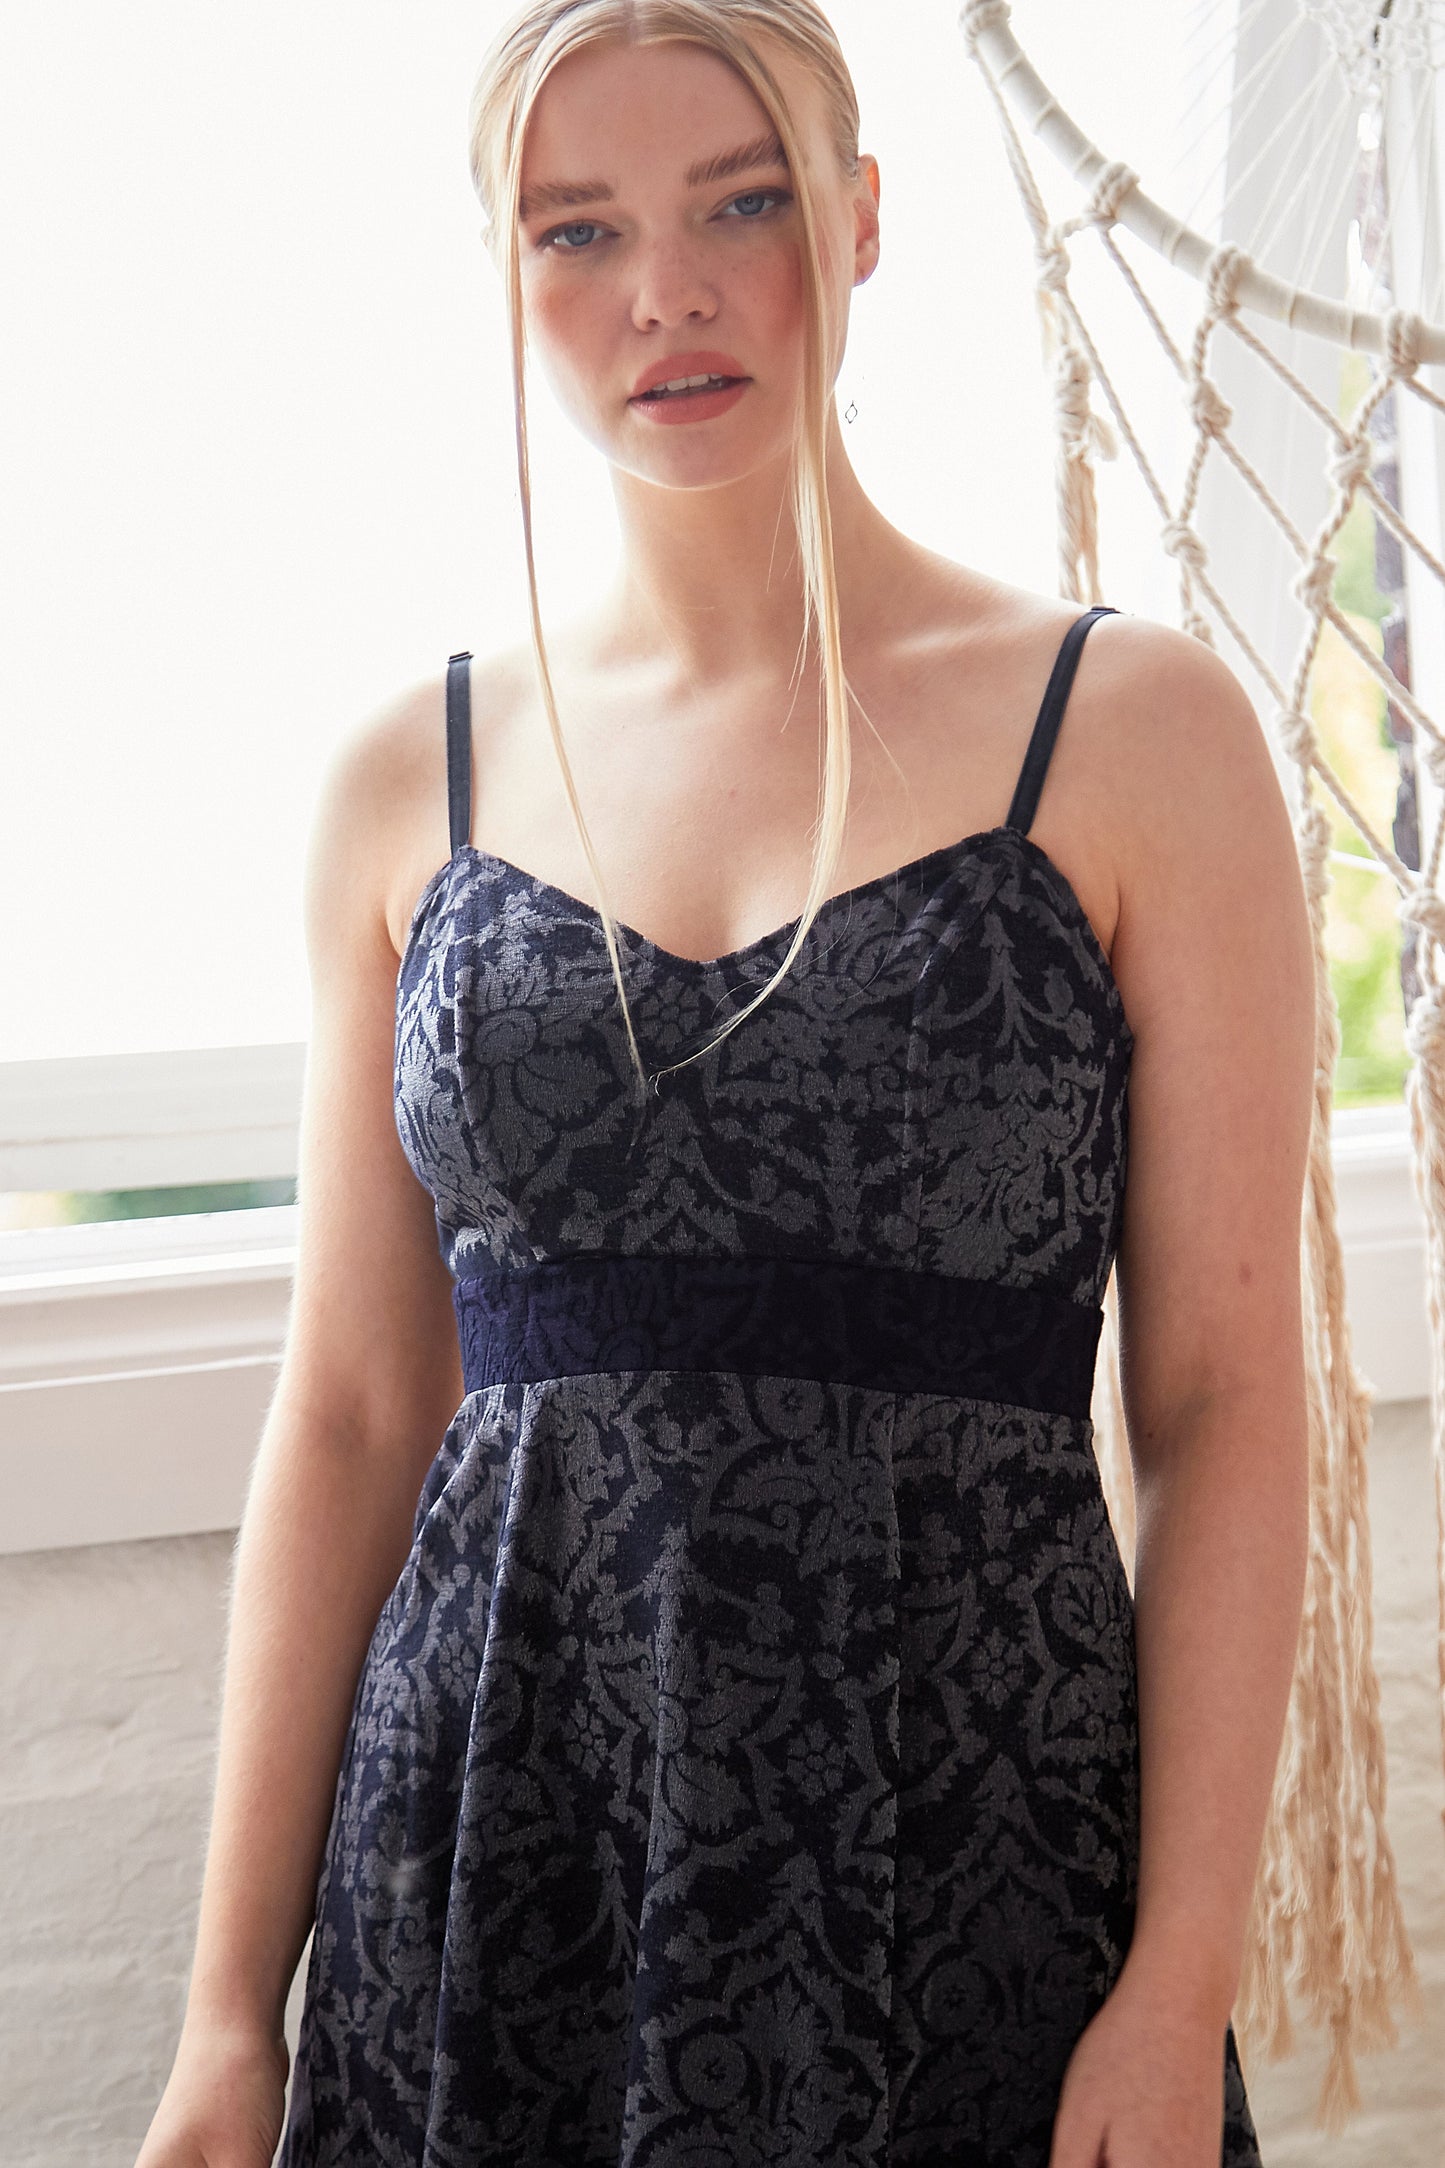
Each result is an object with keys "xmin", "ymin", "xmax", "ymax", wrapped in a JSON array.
[{"xmin": 467, "ymin": 0, "xmax": 869, "ymax": 1094}]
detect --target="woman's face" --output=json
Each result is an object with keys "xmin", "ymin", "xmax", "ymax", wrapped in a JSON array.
[{"xmin": 505, "ymin": 37, "xmax": 878, "ymax": 484}]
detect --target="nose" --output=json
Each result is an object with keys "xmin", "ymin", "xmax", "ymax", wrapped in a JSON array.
[{"xmin": 628, "ymin": 236, "xmax": 719, "ymax": 332}]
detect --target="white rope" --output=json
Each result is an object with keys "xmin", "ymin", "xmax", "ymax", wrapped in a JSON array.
[{"xmin": 960, "ymin": 0, "xmax": 1441, "ymax": 2126}]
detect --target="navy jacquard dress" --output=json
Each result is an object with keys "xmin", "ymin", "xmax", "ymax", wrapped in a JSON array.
[{"xmin": 277, "ymin": 605, "xmax": 1265, "ymax": 2165}]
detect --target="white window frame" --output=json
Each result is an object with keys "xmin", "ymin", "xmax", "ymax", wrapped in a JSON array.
[
  {"xmin": 0, "ymin": 1057, "xmax": 1431, "ymax": 1558},
  {"xmin": 0, "ymin": 1045, "xmax": 304, "ymax": 1194}
]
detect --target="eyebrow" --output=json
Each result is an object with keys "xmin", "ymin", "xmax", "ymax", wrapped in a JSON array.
[{"xmin": 518, "ymin": 132, "xmax": 790, "ymax": 222}]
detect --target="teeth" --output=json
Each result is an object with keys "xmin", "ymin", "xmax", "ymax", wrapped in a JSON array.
[{"xmin": 648, "ymin": 373, "xmax": 730, "ymax": 396}]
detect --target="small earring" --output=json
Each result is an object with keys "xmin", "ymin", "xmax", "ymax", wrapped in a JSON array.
[{"xmin": 844, "ymin": 400, "xmax": 858, "ymax": 424}]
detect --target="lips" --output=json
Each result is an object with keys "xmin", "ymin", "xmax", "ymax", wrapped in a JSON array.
[{"xmin": 630, "ymin": 350, "xmax": 749, "ymax": 400}]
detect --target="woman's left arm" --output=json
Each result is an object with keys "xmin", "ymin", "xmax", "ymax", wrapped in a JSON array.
[{"xmin": 1049, "ymin": 621, "xmax": 1318, "ymax": 2168}]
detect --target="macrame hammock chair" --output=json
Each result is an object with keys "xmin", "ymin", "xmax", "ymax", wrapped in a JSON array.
[{"xmin": 954, "ymin": 0, "xmax": 1445, "ymax": 2129}]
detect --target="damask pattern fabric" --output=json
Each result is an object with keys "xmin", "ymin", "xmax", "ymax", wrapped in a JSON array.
[{"xmin": 277, "ymin": 613, "xmax": 1265, "ymax": 2165}]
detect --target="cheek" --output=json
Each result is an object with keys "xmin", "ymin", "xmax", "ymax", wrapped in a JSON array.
[
  {"xmin": 527, "ymin": 279, "xmax": 596, "ymax": 355},
  {"xmin": 522, "ymin": 281, "xmax": 614, "ymax": 406},
  {"xmin": 747, "ymin": 244, "xmax": 807, "ymax": 343}
]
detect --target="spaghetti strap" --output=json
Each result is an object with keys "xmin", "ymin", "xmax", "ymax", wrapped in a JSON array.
[
  {"xmin": 1004, "ymin": 605, "xmax": 1119, "ymax": 837},
  {"xmin": 446, "ymin": 651, "xmax": 473, "ymax": 858}
]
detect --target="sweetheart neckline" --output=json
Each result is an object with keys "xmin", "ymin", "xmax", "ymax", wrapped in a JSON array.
[{"xmin": 398, "ymin": 824, "xmax": 1132, "ymax": 1035}]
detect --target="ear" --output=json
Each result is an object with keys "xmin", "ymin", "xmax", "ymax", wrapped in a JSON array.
[{"xmin": 854, "ymin": 155, "xmax": 881, "ymax": 284}]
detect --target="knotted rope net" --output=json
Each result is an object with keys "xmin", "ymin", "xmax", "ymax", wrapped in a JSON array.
[{"xmin": 959, "ymin": 0, "xmax": 1445, "ymax": 2126}]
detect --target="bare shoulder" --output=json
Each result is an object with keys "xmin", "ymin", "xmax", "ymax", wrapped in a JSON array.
[
  {"xmin": 1087, "ymin": 607, "xmax": 1281, "ymax": 828},
  {"xmin": 1082, "ymin": 609, "xmax": 1317, "ymax": 1420},
  {"xmin": 310, "ymin": 641, "xmax": 533, "ymax": 963},
  {"xmin": 955, "ymin": 584, "xmax": 1314, "ymax": 1112},
  {"xmin": 940, "ymin": 590, "xmax": 1321, "ymax": 1424},
  {"xmin": 1076, "ymin": 611, "xmax": 1311, "ymax": 1035},
  {"xmin": 983, "ymin": 584, "xmax": 1280, "ymax": 856},
  {"xmin": 915, "ymin": 575, "xmax": 1272, "ymax": 970}
]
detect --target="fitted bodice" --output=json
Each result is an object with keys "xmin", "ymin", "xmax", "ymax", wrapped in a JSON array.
[{"xmin": 392, "ymin": 818, "xmax": 1133, "ymax": 1313}]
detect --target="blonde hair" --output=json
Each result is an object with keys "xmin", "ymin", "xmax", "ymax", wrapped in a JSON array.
[{"xmin": 467, "ymin": 0, "xmax": 871, "ymax": 1095}]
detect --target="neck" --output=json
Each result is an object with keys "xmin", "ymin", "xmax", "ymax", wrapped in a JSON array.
[{"xmin": 594, "ymin": 403, "xmax": 915, "ymax": 685}]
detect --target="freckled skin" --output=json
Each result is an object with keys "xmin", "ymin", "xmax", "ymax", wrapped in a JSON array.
[{"xmin": 508, "ymin": 39, "xmax": 871, "ymax": 490}]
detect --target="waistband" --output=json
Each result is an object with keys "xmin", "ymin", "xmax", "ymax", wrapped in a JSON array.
[{"xmin": 453, "ymin": 1252, "xmax": 1102, "ymax": 1418}]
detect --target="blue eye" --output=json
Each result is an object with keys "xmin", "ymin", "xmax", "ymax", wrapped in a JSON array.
[
  {"xmin": 538, "ymin": 219, "xmax": 604, "ymax": 253},
  {"xmin": 537, "ymin": 187, "xmax": 792, "ymax": 254},
  {"xmin": 724, "ymin": 189, "xmax": 792, "ymax": 221}
]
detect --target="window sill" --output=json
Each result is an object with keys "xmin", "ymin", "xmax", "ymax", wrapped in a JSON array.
[
  {"xmin": 0, "ymin": 1103, "xmax": 1427, "ymax": 1557},
  {"xmin": 0, "ymin": 1205, "xmax": 296, "ymax": 1557}
]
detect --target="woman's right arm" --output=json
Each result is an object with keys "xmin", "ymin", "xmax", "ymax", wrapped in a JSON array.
[{"xmin": 136, "ymin": 680, "xmax": 464, "ymax": 2165}]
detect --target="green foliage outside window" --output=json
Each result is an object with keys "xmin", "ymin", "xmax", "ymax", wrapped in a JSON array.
[
  {"xmin": 1319, "ymin": 347, "xmax": 1412, "ymax": 1110},
  {"xmin": 0, "ymin": 1178, "xmax": 296, "ymax": 1232}
]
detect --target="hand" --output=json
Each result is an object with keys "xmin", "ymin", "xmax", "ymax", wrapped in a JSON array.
[
  {"xmin": 1047, "ymin": 1957, "xmax": 1232, "ymax": 2168},
  {"xmin": 133, "ymin": 2019, "xmax": 290, "ymax": 2168}
]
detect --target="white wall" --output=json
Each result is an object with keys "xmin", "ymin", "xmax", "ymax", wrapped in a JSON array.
[{"xmin": 0, "ymin": 1531, "xmax": 239, "ymax": 2157}]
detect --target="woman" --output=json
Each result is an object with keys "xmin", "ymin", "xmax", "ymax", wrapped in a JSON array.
[{"xmin": 137, "ymin": 4, "xmax": 1315, "ymax": 2164}]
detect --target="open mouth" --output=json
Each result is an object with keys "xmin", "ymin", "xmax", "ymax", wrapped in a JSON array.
[{"xmin": 634, "ymin": 376, "xmax": 747, "ymax": 403}]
